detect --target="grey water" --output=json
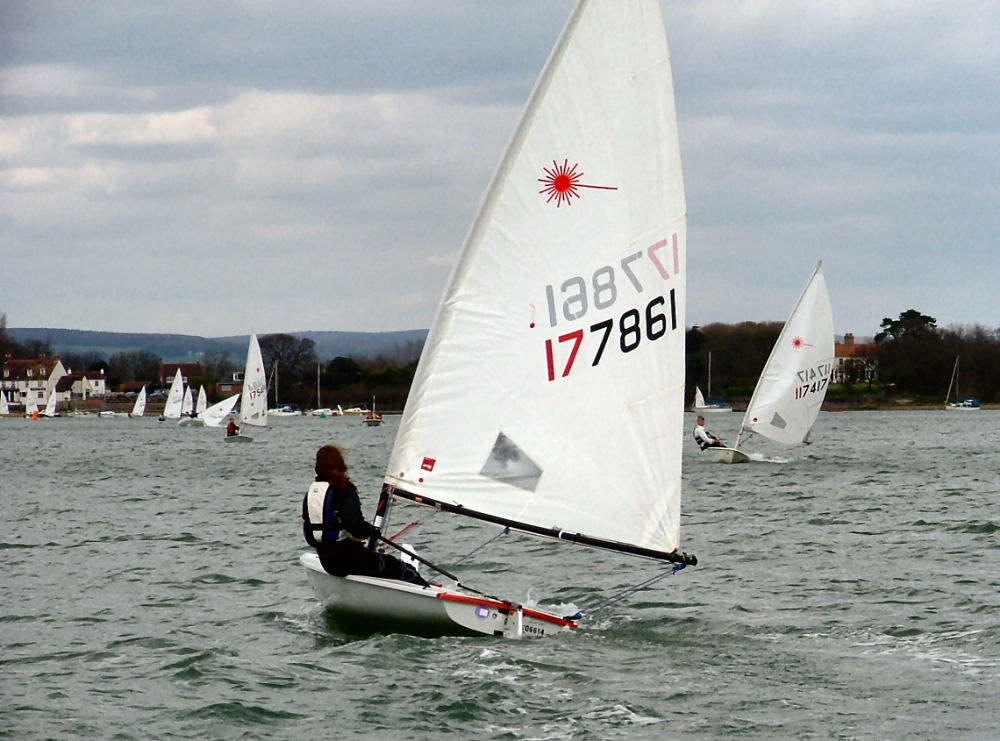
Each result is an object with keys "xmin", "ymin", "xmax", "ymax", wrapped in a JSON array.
[{"xmin": 2, "ymin": 411, "xmax": 998, "ymax": 740}]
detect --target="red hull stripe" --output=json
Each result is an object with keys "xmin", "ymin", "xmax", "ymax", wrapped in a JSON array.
[{"xmin": 436, "ymin": 592, "xmax": 578, "ymax": 628}]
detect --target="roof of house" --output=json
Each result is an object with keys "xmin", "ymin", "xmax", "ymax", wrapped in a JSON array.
[
  {"xmin": 834, "ymin": 342, "xmax": 877, "ymax": 358},
  {"xmin": 160, "ymin": 362, "xmax": 204, "ymax": 376},
  {"xmin": 2, "ymin": 355, "xmax": 64, "ymax": 380}
]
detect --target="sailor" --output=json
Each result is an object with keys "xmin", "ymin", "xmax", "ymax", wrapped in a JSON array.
[
  {"xmin": 302, "ymin": 444, "xmax": 428, "ymax": 586},
  {"xmin": 693, "ymin": 415, "xmax": 726, "ymax": 449},
  {"xmin": 226, "ymin": 417, "xmax": 239, "ymax": 436}
]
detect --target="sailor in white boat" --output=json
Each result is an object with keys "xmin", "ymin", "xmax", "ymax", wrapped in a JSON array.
[
  {"xmin": 302, "ymin": 445, "xmax": 429, "ymax": 586},
  {"xmin": 693, "ymin": 415, "xmax": 726, "ymax": 450},
  {"xmin": 226, "ymin": 417, "xmax": 239, "ymax": 437}
]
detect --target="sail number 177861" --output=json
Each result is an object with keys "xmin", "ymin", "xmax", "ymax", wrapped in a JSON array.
[{"xmin": 540, "ymin": 235, "xmax": 681, "ymax": 382}]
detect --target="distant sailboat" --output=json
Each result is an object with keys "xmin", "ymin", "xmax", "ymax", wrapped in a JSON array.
[
  {"xmin": 704, "ymin": 262, "xmax": 834, "ymax": 463},
  {"xmin": 944, "ymin": 356, "xmax": 980, "ymax": 410},
  {"xmin": 692, "ymin": 353, "xmax": 731, "ymax": 413},
  {"xmin": 362, "ymin": 395, "xmax": 384, "ymax": 426},
  {"xmin": 311, "ymin": 363, "xmax": 339, "ymax": 417},
  {"xmin": 268, "ymin": 359, "xmax": 301, "ymax": 416},
  {"xmin": 41, "ymin": 387, "xmax": 60, "ymax": 417},
  {"xmin": 130, "ymin": 386, "xmax": 147, "ymax": 417},
  {"xmin": 227, "ymin": 332, "xmax": 268, "ymax": 442},
  {"xmin": 161, "ymin": 369, "xmax": 185, "ymax": 420},
  {"xmin": 0, "ymin": 390, "xmax": 9, "ymax": 416}
]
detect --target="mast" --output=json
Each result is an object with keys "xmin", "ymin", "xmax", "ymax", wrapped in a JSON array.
[{"xmin": 945, "ymin": 356, "xmax": 959, "ymax": 406}]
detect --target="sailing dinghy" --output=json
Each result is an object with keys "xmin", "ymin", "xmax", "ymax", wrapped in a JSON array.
[
  {"xmin": 160, "ymin": 369, "xmax": 184, "ymax": 421},
  {"xmin": 692, "ymin": 352, "xmax": 731, "ymax": 412},
  {"xmin": 944, "ymin": 356, "xmax": 980, "ymax": 410},
  {"xmin": 704, "ymin": 262, "xmax": 834, "ymax": 463},
  {"xmin": 301, "ymin": 0, "xmax": 696, "ymax": 637},
  {"xmin": 227, "ymin": 332, "xmax": 268, "ymax": 442},
  {"xmin": 130, "ymin": 386, "xmax": 147, "ymax": 417}
]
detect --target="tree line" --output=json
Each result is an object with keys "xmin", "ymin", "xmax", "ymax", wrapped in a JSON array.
[
  {"xmin": 0, "ymin": 316, "xmax": 420, "ymax": 410},
  {"xmin": 689, "ymin": 309, "xmax": 999, "ymax": 405},
  {"xmin": 4, "ymin": 310, "xmax": 997, "ymax": 408}
]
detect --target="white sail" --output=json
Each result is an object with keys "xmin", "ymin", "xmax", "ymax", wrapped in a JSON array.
[
  {"xmin": 196, "ymin": 386, "xmax": 207, "ymax": 416},
  {"xmin": 163, "ymin": 369, "xmax": 184, "ymax": 419},
  {"xmin": 737, "ymin": 262, "xmax": 834, "ymax": 447},
  {"xmin": 0, "ymin": 391, "xmax": 8, "ymax": 415},
  {"xmin": 240, "ymin": 333, "xmax": 268, "ymax": 428},
  {"xmin": 42, "ymin": 387, "xmax": 59, "ymax": 417},
  {"xmin": 384, "ymin": 0, "xmax": 687, "ymax": 558},
  {"xmin": 181, "ymin": 386, "xmax": 193, "ymax": 417},
  {"xmin": 25, "ymin": 392, "xmax": 39, "ymax": 415},
  {"xmin": 131, "ymin": 386, "xmax": 147, "ymax": 417},
  {"xmin": 202, "ymin": 394, "xmax": 240, "ymax": 427}
]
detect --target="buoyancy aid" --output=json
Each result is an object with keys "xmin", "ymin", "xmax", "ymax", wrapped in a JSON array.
[
  {"xmin": 303, "ymin": 481, "xmax": 349, "ymax": 546},
  {"xmin": 693, "ymin": 425, "xmax": 713, "ymax": 450}
]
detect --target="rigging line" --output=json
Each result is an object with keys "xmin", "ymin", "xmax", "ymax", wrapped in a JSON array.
[
  {"xmin": 388, "ymin": 521, "xmax": 419, "ymax": 541},
  {"xmin": 451, "ymin": 526, "xmax": 510, "ymax": 566},
  {"xmin": 385, "ymin": 501, "xmax": 441, "ymax": 541},
  {"xmin": 374, "ymin": 534, "xmax": 509, "ymax": 604},
  {"xmin": 569, "ymin": 563, "xmax": 686, "ymax": 621}
]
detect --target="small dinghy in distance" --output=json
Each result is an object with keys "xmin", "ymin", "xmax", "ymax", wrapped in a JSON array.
[
  {"xmin": 704, "ymin": 262, "xmax": 834, "ymax": 463},
  {"xmin": 301, "ymin": 0, "xmax": 696, "ymax": 637},
  {"xmin": 227, "ymin": 332, "xmax": 268, "ymax": 443}
]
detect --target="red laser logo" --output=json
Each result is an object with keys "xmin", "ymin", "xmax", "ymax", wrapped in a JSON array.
[{"xmin": 538, "ymin": 159, "xmax": 617, "ymax": 207}]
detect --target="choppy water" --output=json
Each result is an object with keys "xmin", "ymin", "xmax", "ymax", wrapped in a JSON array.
[{"xmin": 2, "ymin": 411, "xmax": 998, "ymax": 740}]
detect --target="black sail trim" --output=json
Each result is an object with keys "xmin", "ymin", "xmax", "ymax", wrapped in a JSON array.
[{"xmin": 383, "ymin": 483, "xmax": 697, "ymax": 566}]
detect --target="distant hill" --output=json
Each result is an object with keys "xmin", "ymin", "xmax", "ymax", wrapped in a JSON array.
[{"xmin": 7, "ymin": 327, "xmax": 428, "ymax": 363}]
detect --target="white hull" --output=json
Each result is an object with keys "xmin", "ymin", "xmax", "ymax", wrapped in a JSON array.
[
  {"xmin": 945, "ymin": 404, "xmax": 980, "ymax": 411},
  {"xmin": 702, "ymin": 446, "xmax": 750, "ymax": 464},
  {"xmin": 693, "ymin": 404, "xmax": 732, "ymax": 414},
  {"xmin": 300, "ymin": 553, "xmax": 575, "ymax": 638},
  {"xmin": 225, "ymin": 434, "xmax": 253, "ymax": 443}
]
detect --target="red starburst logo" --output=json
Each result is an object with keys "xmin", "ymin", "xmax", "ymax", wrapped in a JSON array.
[
  {"xmin": 538, "ymin": 159, "xmax": 617, "ymax": 207},
  {"xmin": 791, "ymin": 336, "xmax": 812, "ymax": 349}
]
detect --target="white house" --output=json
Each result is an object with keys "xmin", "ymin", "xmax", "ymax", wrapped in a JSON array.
[{"xmin": 1, "ymin": 354, "xmax": 68, "ymax": 410}]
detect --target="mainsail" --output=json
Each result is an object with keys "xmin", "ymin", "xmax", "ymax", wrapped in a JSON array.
[
  {"xmin": 736, "ymin": 262, "xmax": 834, "ymax": 447},
  {"xmin": 383, "ymin": 0, "xmax": 687, "ymax": 560},
  {"xmin": 180, "ymin": 386, "xmax": 193, "ymax": 417},
  {"xmin": 131, "ymin": 386, "xmax": 147, "ymax": 417},
  {"xmin": 163, "ymin": 369, "xmax": 184, "ymax": 419},
  {"xmin": 202, "ymin": 394, "xmax": 240, "ymax": 427},
  {"xmin": 240, "ymin": 333, "xmax": 268, "ymax": 428}
]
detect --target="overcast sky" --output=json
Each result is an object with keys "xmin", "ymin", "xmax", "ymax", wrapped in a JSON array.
[{"xmin": 3, "ymin": 0, "xmax": 997, "ymax": 339}]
